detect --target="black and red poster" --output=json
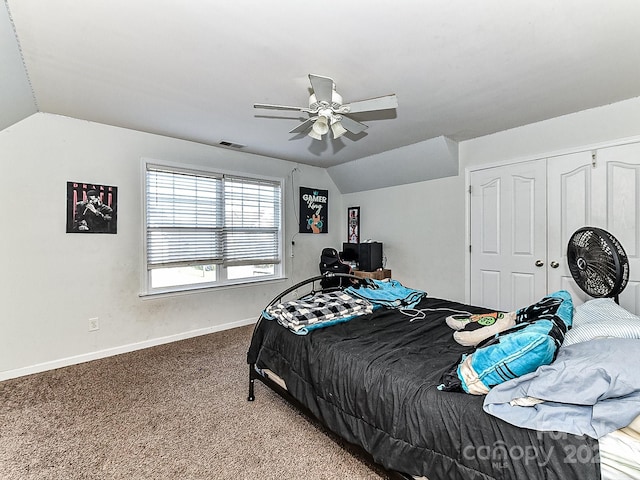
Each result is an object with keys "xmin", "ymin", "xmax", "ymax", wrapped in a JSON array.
[{"xmin": 66, "ymin": 181, "xmax": 118, "ymax": 234}]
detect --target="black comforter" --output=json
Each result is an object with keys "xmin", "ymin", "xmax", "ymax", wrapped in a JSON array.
[{"xmin": 248, "ymin": 296, "xmax": 600, "ymax": 480}]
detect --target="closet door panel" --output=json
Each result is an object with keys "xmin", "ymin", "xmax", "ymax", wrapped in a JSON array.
[
  {"xmin": 547, "ymin": 151, "xmax": 605, "ymax": 303},
  {"xmin": 470, "ymin": 172, "xmax": 503, "ymax": 308},
  {"xmin": 510, "ymin": 174, "xmax": 540, "ymax": 308},
  {"xmin": 470, "ymin": 160, "xmax": 546, "ymax": 311},
  {"xmin": 481, "ymin": 178, "xmax": 501, "ymax": 255},
  {"xmin": 511, "ymin": 273, "xmax": 535, "ymax": 310},
  {"xmin": 607, "ymin": 161, "xmax": 639, "ymax": 257},
  {"xmin": 620, "ymin": 281, "xmax": 640, "ymax": 316},
  {"xmin": 512, "ymin": 175, "xmax": 536, "ymax": 255},
  {"xmin": 480, "ymin": 270, "xmax": 501, "ymax": 309},
  {"xmin": 600, "ymin": 143, "xmax": 640, "ymax": 313}
]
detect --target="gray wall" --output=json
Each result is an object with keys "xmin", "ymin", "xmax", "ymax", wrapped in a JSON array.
[
  {"xmin": 2, "ymin": 96, "xmax": 640, "ymax": 379},
  {"xmin": 0, "ymin": 113, "xmax": 342, "ymax": 379}
]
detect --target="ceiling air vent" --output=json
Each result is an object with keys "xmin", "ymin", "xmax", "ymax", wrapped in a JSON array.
[{"xmin": 219, "ymin": 140, "xmax": 245, "ymax": 149}]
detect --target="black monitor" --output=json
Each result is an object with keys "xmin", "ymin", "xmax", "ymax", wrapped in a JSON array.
[{"xmin": 341, "ymin": 242, "xmax": 359, "ymax": 262}]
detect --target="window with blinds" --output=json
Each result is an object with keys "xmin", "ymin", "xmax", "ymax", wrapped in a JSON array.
[{"xmin": 144, "ymin": 162, "xmax": 283, "ymax": 292}]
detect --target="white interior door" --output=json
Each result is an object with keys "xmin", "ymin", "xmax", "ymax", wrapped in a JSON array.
[
  {"xmin": 600, "ymin": 142, "xmax": 640, "ymax": 314},
  {"xmin": 547, "ymin": 143, "xmax": 640, "ymax": 314},
  {"xmin": 547, "ymin": 151, "xmax": 606, "ymax": 304},
  {"xmin": 470, "ymin": 159, "xmax": 547, "ymax": 311}
]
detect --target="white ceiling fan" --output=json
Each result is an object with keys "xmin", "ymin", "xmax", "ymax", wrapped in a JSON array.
[{"xmin": 254, "ymin": 74, "xmax": 398, "ymax": 140}]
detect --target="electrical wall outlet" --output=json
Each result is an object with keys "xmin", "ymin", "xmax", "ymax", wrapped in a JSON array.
[{"xmin": 88, "ymin": 317, "xmax": 99, "ymax": 332}]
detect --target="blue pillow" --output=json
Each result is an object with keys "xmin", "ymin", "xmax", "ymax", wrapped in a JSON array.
[{"xmin": 457, "ymin": 290, "xmax": 573, "ymax": 395}]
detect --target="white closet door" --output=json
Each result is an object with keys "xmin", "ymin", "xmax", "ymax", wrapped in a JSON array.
[
  {"xmin": 470, "ymin": 159, "xmax": 547, "ymax": 311},
  {"xmin": 600, "ymin": 143, "xmax": 640, "ymax": 314},
  {"xmin": 548, "ymin": 143, "xmax": 640, "ymax": 314},
  {"xmin": 547, "ymin": 151, "xmax": 606, "ymax": 304}
]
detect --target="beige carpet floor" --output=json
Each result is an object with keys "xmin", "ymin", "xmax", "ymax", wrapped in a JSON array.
[{"xmin": 0, "ymin": 325, "xmax": 390, "ymax": 479}]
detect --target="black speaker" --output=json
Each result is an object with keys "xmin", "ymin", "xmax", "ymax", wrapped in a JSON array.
[{"xmin": 358, "ymin": 242, "xmax": 383, "ymax": 271}]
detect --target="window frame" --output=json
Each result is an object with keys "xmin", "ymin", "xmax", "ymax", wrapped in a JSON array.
[{"xmin": 141, "ymin": 158, "xmax": 285, "ymax": 296}]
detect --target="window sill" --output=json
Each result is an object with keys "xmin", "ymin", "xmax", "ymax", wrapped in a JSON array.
[{"xmin": 139, "ymin": 276, "xmax": 287, "ymax": 299}]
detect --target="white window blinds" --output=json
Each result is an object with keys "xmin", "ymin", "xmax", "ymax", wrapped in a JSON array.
[
  {"xmin": 146, "ymin": 166, "xmax": 281, "ymax": 269},
  {"xmin": 224, "ymin": 175, "xmax": 281, "ymax": 265}
]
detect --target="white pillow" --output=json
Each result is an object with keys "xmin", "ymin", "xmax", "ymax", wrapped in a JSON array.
[{"xmin": 563, "ymin": 298, "xmax": 640, "ymax": 346}]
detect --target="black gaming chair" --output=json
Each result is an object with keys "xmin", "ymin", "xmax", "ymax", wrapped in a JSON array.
[{"xmin": 319, "ymin": 248, "xmax": 352, "ymax": 289}]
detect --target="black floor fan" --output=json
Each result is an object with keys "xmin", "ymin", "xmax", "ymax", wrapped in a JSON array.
[{"xmin": 567, "ymin": 227, "xmax": 630, "ymax": 304}]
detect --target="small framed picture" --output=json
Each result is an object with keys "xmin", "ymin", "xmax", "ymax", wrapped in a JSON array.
[
  {"xmin": 66, "ymin": 181, "xmax": 118, "ymax": 234},
  {"xmin": 347, "ymin": 206, "xmax": 360, "ymax": 243}
]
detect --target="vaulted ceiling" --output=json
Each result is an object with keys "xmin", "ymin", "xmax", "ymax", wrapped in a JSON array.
[{"xmin": 3, "ymin": 0, "xmax": 640, "ymax": 169}]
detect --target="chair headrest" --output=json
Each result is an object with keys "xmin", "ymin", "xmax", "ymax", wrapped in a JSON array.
[{"xmin": 321, "ymin": 248, "xmax": 338, "ymax": 257}]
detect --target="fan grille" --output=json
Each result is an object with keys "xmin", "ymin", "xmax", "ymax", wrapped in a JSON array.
[{"xmin": 567, "ymin": 227, "xmax": 629, "ymax": 298}]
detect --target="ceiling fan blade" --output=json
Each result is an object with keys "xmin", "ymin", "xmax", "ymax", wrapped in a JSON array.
[
  {"xmin": 339, "ymin": 116, "xmax": 368, "ymax": 134},
  {"xmin": 289, "ymin": 118, "xmax": 315, "ymax": 134},
  {"xmin": 254, "ymin": 103, "xmax": 310, "ymax": 113},
  {"xmin": 309, "ymin": 74, "xmax": 334, "ymax": 104},
  {"xmin": 343, "ymin": 94, "xmax": 398, "ymax": 113}
]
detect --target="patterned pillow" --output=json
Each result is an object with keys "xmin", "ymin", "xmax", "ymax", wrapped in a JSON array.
[{"xmin": 563, "ymin": 298, "xmax": 640, "ymax": 346}]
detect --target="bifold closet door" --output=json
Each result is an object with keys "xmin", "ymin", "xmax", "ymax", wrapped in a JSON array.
[
  {"xmin": 603, "ymin": 143, "xmax": 640, "ymax": 314},
  {"xmin": 469, "ymin": 159, "xmax": 547, "ymax": 311},
  {"xmin": 546, "ymin": 151, "xmax": 606, "ymax": 305},
  {"xmin": 548, "ymin": 142, "xmax": 640, "ymax": 314}
]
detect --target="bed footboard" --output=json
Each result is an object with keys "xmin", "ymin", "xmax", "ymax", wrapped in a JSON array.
[{"xmin": 247, "ymin": 272, "xmax": 364, "ymax": 401}]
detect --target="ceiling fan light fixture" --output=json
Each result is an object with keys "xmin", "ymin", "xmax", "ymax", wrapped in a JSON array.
[
  {"xmin": 331, "ymin": 120, "xmax": 347, "ymax": 139},
  {"xmin": 308, "ymin": 129, "xmax": 323, "ymax": 140},
  {"xmin": 255, "ymin": 74, "xmax": 397, "ymax": 141},
  {"xmin": 312, "ymin": 116, "xmax": 329, "ymax": 136}
]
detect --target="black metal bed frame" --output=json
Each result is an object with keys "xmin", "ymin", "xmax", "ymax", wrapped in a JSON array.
[{"xmin": 246, "ymin": 273, "xmax": 413, "ymax": 480}]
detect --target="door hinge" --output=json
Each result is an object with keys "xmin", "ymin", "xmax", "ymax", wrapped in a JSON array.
[
  {"xmin": 469, "ymin": 244, "xmax": 472, "ymax": 253},
  {"xmin": 591, "ymin": 150, "xmax": 597, "ymax": 167},
  {"xmin": 468, "ymin": 185, "xmax": 472, "ymax": 194}
]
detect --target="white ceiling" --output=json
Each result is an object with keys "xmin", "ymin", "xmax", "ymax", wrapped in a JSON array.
[{"xmin": 4, "ymin": 0, "xmax": 640, "ymax": 168}]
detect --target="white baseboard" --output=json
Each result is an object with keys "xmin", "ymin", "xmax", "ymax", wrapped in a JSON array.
[{"xmin": 0, "ymin": 317, "xmax": 256, "ymax": 382}]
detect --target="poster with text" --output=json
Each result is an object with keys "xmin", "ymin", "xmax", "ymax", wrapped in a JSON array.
[
  {"xmin": 66, "ymin": 181, "xmax": 118, "ymax": 234},
  {"xmin": 299, "ymin": 187, "xmax": 328, "ymax": 234}
]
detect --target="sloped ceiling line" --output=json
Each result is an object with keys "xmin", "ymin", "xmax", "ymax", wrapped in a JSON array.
[
  {"xmin": 3, "ymin": 0, "xmax": 38, "ymax": 109},
  {"xmin": 0, "ymin": 0, "xmax": 37, "ymax": 131}
]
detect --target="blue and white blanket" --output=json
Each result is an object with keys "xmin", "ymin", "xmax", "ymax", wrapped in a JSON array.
[
  {"xmin": 346, "ymin": 279, "xmax": 426, "ymax": 309},
  {"xmin": 483, "ymin": 337, "xmax": 640, "ymax": 439}
]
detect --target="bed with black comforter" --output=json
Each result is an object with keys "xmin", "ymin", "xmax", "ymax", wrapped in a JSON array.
[{"xmin": 247, "ymin": 282, "xmax": 600, "ymax": 480}]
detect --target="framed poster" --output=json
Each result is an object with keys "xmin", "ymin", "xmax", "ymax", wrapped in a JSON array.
[
  {"xmin": 66, "ymin": 181, "xmax": 118, "ymax": 234},
  {"xmin": 299, "ymin": 187, "xmax": 328, "ymax": 234},
  {"xmin": 347, "ymin": 206, "xmax": 360, "ymax": 243}
]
